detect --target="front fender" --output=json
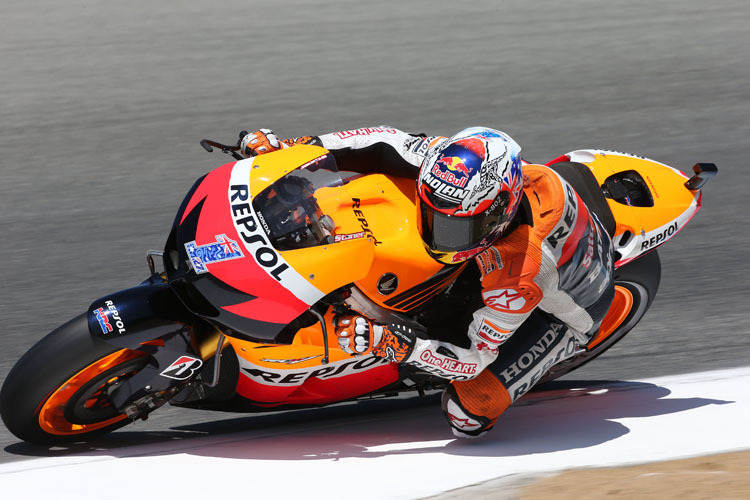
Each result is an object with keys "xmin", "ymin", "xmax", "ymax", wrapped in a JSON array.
[{"xmin": 87, "ymin": 276, "xmax": 196, "ymax": 349}]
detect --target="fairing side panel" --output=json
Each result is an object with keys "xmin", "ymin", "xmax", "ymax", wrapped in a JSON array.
[{"xmin": 345, "ymin": 174, "xmax": 454, "ymax": 311}]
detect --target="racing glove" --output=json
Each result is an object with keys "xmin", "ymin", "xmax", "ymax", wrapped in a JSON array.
[
  {"xmin": 240, "ymin": 128, "xmax": 288, "ymax": 157},
  {"xmin": 240, "ymin": 129, "xmax": 321, "ymax": 157},
  {"xmin": 334, "ymin": 314, "xmax": 416, "ymax": 363}
]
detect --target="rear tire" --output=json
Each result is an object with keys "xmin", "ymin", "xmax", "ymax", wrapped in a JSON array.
[
  {"xmin": 537, "ymin": 250, "xmax": 661, "ymax": 384},
  {"xmin": 0, "ymin": 314, "xmax": 147, "ymax": 444}
]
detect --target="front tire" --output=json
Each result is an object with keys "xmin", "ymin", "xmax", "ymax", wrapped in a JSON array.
[
  {"xmin": 537, "ymin": 250, "xmax": 661, "ymax": 384},
  {"xmin": 0, "ymin": 314, "xmax": 148, "ymax": 444}
]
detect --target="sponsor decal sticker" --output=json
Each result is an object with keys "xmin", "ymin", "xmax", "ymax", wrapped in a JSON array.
[
  {"xmin": 93, "ymin": 307, "xmax": 112, "ymax": 334},
  {"xmin": 490, "ymin": 247, "xmax": 503, "ymax": 270},
  {"xmin": 497, "ymin": 323, "xmax": 578, "ymax": 400},
  {"xmin": 185, "ymin": 234, "xmax": 244, "ymax": 274},
  {"xmin": 434, "ymin": 156, "xmax": 470, "ymax": 187},
  {"xmin": 260, "ymin": 355, "xmax": 322, "ymax": 365},
  {"xmin": 478, "ymin": 320, "xmax": 512, "ymax": 344},
  {"xmin": 640, "ymin": 221, "xmax": 679, "ymax": 251},
  {"xmin": 476, "ymin": 250, "xmax": 497, "ymax": 277},
  {"xmin": 241, "ymin": 355, "xmax": 389, "ymax": 386},
  {"xmin": 334, "ymin": 231, "xmax": 366, "ymax": 243},
  {"xmin": 160, "ymin": 355, "xmax": 203, "ymax": 380},
  {"xmin": 448, "ymin": 413, "xmax": 479, "ymax": 429},
  {"xmin": 407, "ymin": 136, "xmax": 438, "ymax": 156},
  {"xmin": 419, "ymin": 349, "xmax": 478, "ymax": 375},
  {"xmin": 334, "ymin": 127, "xmax": 398, "ymax": 139},
  {"xmin": 421, "ymin": 170, "xmax": 470, "ymax": 203},
  {"xmin": 483, "ymin": 288, "xmax": 527, "ymax": 311},
  {"xmin": 351, "ymin": 198, "xmax": 382, "ymax": 246},
  {"xmin": 104, "ymin": 300, "xmax": 126, "ymax": 335},
  {"xmin": 547, "ymin": 183, "xmax": 578, "ymax": 248},
  {"xmin": 93, "ymin": 300, "xmax": 126, "ymax": 335}
]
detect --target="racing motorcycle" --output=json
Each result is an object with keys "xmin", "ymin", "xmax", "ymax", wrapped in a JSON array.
[{"xmin": 0, "ymin": 132, "xmax": 717, "ymax": 444}]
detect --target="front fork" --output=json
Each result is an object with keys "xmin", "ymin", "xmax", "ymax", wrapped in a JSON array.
[{"xmin": 87, "ymin": 273, "xmax": 213, "ymax": 418}]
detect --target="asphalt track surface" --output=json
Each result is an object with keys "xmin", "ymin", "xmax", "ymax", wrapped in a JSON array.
[{"xmin": 1, "ymin": 0, "xmax": 748, "ymax": 465}]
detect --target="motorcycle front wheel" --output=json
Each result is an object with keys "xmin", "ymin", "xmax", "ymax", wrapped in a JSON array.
[{"xmin": 0, "ymin": 314, "xmax": 148, "ymax": 445}]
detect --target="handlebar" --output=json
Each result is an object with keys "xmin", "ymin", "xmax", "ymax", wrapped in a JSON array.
[{"xmin": 200, "ymin": 131, "xmax": 248, "ymax": 161}]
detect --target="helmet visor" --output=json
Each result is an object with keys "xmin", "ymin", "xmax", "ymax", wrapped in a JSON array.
[{"xmin": 417, "ymin": 192, "xmax": 511, "ymax": 253}]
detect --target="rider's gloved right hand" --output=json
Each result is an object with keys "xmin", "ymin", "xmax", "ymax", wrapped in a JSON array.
[
  {"xmin": 334, "ymin": 314, "xmax": 416, "ymax": 363},
  {"xmin": 240, "ymin": 129, "xmax": 288, "ymax": 157}
]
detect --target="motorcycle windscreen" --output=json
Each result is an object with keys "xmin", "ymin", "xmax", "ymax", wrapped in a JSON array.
[{"xmin": 252, "ymin": 154, "xmax": 343, "ymax": 251}]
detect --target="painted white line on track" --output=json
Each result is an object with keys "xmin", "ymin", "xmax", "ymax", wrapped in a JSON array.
[{"xmin": 1, "ymin": 367, "xmax": 749, "ymax": 500}]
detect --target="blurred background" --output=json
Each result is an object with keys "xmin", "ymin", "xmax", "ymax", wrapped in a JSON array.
[{"xmin": 1, "ymin": 0, "xmax": 747, "ymax": 452}]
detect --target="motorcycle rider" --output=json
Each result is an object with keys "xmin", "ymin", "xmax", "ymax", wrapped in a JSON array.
[{"xmin": 240, "ymin": 126, "xmax": 615, "ymax": 438}]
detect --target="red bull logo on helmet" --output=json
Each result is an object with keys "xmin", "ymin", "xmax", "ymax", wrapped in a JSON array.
[
  {"xmin": 437, "ymin": 156, "xmax": 471, "ymax": 177},
  {"xmin": 431, "ymin": 158, "xmax": 469, "ymax": 188}
]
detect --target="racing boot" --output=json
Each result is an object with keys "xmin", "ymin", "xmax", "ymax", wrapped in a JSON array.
[{"xmin": 441, "ymin": 370, "xmax": 512, "ymax": 438}]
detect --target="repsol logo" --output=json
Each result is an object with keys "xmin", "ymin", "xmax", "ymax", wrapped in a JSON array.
[
  {"xmin": 242, "ymin": 356, "xmax": 388, "ymax": 385},
  {"xmin": 508, "ymin": 333, "xmax": 578, "ymax": 401},
  {"xmin": 640, "ymin": 222, "xmax": 678, "ymax": 251},
  {"xmin": 352, "ymin": 198, "xmax": 382, "ymax": 246},
  {"xmin": 546, "ymin": 183, "xmax": 578, "ymax": 248},
  {"xmin": 105, "ymin": 300, "xmax": 126, "ymax": 335},
  {"xmin": 229, "ymin": 184, "xmax": 289, "ymax": 281}
]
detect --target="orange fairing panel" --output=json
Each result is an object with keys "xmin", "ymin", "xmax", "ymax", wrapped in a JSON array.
[
  {"xmin": 282, "ymin": 238, "xmax": 374, "ymax": 296},
  {"xmin": 344, "ymin": 175, "xmax": 448, "ymax": 311},
  {"xmin": 565, "ymin": 150, "xmax": 700, "ymax": 264}
]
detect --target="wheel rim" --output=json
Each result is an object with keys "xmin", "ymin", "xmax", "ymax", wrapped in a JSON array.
[
  {"xmin": 587, "ymin": 285, "xmax": 634, "ymax": 349},
  {"xmin": 38, "ymin": 349, "xmax": 147, "ymax": 436}
]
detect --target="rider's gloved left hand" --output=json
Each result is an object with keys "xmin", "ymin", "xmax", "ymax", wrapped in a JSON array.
[
  {"xmin": 334, "ymin": 314, "xmax": 416, "ymax": 362},
  {"xmin": 240, "ymin": 129, "xmax": 288, "ymax": 157}
]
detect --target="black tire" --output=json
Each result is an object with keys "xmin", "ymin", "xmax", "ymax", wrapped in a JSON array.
[
  {"xmin": 537, "ymin": 250, "xmax": 661, "ymax": 384},
  {"xmin": 0, "ymin": 314, "xmax": 147, "ymax": 444}
]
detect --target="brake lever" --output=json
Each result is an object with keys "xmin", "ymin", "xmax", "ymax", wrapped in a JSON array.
[{"xmin": 200, "ymin": 130, "xmax": 248, "ymax": 161}]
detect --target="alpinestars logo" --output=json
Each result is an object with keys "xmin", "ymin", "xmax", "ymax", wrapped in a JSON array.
[
  {"xmin": 448, "ymin": 413, "xmax": 477, "ymax": 429},
  {"xmin": 483, "ymin": 288, "xmax": 526, "ymax": 311}
]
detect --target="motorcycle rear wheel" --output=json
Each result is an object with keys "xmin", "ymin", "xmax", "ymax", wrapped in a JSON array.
[
  {"xmin": 0, "ymin": 314, "xmax": 148, "ymax": 445},
  {"xmin": 537, "ymin": 250, "xmax": 661, "ymax": 384}
]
